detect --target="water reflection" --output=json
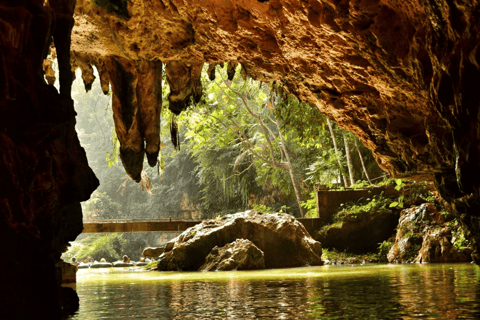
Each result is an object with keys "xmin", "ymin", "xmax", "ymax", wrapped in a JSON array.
[{"xmin": 69, "ymin": 264, "xmax": 480, "ymax": 319}]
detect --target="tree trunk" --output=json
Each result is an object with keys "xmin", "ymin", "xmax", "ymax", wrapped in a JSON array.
[
  {"xmin": 275, "ymin": 118, "xmax": 305, "ymax": 218},
  {"xmin": 327, "ymin": 118, "xmax": 348, "ymax": 187},
  {"xmin": 343, "ymin": 132, "xmax": 355, "ymax": 186},
  {"xmin": 354, "ymin": 137, "xmax": 372, "ymax": 184}
]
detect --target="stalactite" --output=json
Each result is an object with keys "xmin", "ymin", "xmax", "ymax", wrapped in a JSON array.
[
  {"xmin": 207, "ymin": 63, "xmax": 217, "ymax": 81},
  {"xmin": 240, "ymin": 63, "xmax": 248, "ymax": 81},
  {"xmin": 227, "ymin": 61, "xmax": 239, "ymax": 81},
  {"xmin": 165, "ymin": 61, "xmax": 203, "ymax": 115},
  {"xmin": 136, "ymin": 59, "xmax": 163, "ymax": 167},
  {"xmin": 95, "ymin": 58, "xmax": 111, "ymax": 95},
  {"xmin": 49, "ymin": 0, "xmax": 76, "ymax": 98},
  {"xmin": 106, "ymin": 56, "xmax": 144, "ymax": 182}
]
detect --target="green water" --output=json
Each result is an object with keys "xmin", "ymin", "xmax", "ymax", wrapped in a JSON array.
[{"xmin": 68, "ymin": 263, "xmax": 480, "ymax": 319}]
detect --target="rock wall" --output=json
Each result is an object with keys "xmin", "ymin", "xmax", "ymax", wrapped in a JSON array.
[
  {"xmin": 69, "ymin": 0, "xmax": 480, "ymax": 178},
  {"xmin": 0, "ymin": 1, "xmax": 98, "ymax": 319}
]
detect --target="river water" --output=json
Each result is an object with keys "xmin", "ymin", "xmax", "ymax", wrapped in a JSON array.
[{"xmin": 67, "ymin": 263, "xmax": 480, "ymax": 319}]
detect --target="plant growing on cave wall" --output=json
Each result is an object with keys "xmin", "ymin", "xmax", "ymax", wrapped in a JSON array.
[
  {"xmin": 93, "ymin": 0, "xmax": 130, "ymax": 18},
  {"xmin": 377, "ymin": 240, "xmax": 393, "ymax": 262}
]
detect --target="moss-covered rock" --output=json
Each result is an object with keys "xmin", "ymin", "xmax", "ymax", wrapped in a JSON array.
[{"xmin": 388, "ymin": 203, "xmax": 472, "ymax": 263}]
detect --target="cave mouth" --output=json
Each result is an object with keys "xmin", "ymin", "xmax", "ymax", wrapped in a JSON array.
[{"xmin": 2, "ymin": 0, "xmax": 480, "ymax": 318}]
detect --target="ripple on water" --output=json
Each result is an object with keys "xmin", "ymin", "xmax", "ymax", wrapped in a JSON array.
[{"xmin": 68, "ymin": 263, "xmax": 480, "ymax": 319}]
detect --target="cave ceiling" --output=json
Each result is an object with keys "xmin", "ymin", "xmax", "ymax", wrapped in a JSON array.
[{"xmin": 66, "ymin": 0, "xmax": 480, "ymax": 193}]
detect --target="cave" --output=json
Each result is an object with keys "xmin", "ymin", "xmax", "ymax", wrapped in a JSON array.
[{"xmin": 1, "ymin": 0, "xmax": 480, "ymax": 318}]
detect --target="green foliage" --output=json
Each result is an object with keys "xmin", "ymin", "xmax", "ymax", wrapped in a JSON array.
[
  {"xmin": 350, "ymin": 180, "xmax": 371, "ymax": 189},
  {"xmin": 338, "ymin": 192, "xmax": 390, "ymax": 216},
  {"xmin": 389, "ymin": 195, "xmax": 405, "ymax": 209},
  {"xmin": 321, "ymin": 248, "xmax": 349, "ymax": 261},
  {"xmin": 183, "ymin": 65, "xmax": 303, "ymax": 216},
  {"xmin": 62, "ymin": 233, "xmax": 126, "ymax": 262},
  {"xmin": 145, "ymin": 260, "xmax": 158, "ymax": 269},
  {"xmin": 301, "ymin": 191, "xmax": 318, "ymax": 218},
  {"xmin": 377, "ymin": 241, "xmax": 393, "ymax": 262},
  {"xmin": 305, "ymin": 150, "xmax": 344, "ymax": 187},
  {"xmin": 321, "ymin": 248, "xmax": 378, "ymax": 263},
  {"xmin": 394, "ymin": 178, "xmax": 406, "ymax": 191},
  {"xmin": 448, "ymin": 219, "xmax": 471, "ymax": 252},
  {"xmin": 404, "ymin": 243, "xmax": 422, "ymax": 260},
  {"xmin": 317, "ymin": 221, "xmax": 343, "ymax": 237},
  {"xmin": 453, "ymin": 233, "xmax": 469, "ymax": 252},
  {"xmin": 82, "ymin": 191, "xmax": 121, "ymax": 220},
  {"xmin": 251, "ymin": 204, "xmax": 273, "ymax": 213}
]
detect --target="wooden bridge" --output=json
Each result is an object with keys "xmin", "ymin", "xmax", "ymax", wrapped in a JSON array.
[
  {"xmin": 82, "ymin": 218, "xmax": 322, "ymax": 237},
  {"xmin": 82, "ymin": 218, "xmax": 200, "ymax": 233}
]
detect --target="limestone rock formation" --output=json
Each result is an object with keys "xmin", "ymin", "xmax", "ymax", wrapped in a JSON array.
[
  {"xmin": 0, "ymin": 1, "xmax": 98, "ymax": 318},
  {"xmin": 2, "ymin": 0, "xmax": 480, "ymax": 317},
  {"xmin": 57, "ymin": 261, "xmax": 78, "ymax": 284},
  {"xmin": 199, "ymin": 239, "xmax": 265, "ymax": 271},
  {"xmin": 157, "ymin": 210, "xmax": 323, "ymax": 271},
  {"xmin": 388, "ymin": 203, "xmax": 472, "ymax": 263}
]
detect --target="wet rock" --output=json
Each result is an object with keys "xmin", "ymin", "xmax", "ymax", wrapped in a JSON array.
[
  {"xmin": 157, "ymin": 210, "xmax": 323, "ymax": 271},
  {"xmin": 141, "ymin": 246, "xmax": 165, "ymax": 259},
  {"xmin": 59, "ymin": 286, "xmax": 80, "ymax": 318},
  {"xmin": 56, "ymin": 260, "xmax": 77, "ymax": 284},
  {"xmin": 199, "ymin": 239, "xmax": 265, "ymax": 271},
  {"xmin": 388, "ymin": 203, "xmax": 471, "ymax": 263}
]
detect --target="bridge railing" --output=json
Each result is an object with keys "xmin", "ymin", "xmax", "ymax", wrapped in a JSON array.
[{"xmin": 83, "ymin": 218, "xmax": 202, "ymax": 223}]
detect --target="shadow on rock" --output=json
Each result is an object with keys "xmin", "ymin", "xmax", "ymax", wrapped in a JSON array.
[{"xmin": 156, "ymin": 210, "xmax": 323, "ymax": 271}]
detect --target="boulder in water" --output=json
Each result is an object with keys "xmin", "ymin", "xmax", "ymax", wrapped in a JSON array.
[
  {"xmin": 199, "ymin": 239, "xmax": 265, "ymax": 271},
  {"xmin": 157, "ymin": 210, "xmax": 323, "ymax": 271}
]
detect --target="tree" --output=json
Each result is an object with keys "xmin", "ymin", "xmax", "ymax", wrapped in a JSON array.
[
  {"xmin": 343, "ymin": 132, "xmax": 355, "ymax": 186},
  {"xmin": 327, "ymin": 118, "xmax": 349, "ymax": 187},
  {"xmin": 354, "ymin": 137, "xmax": 372, "ymax": 184},
  {"xmin": 184, "ymin": 66, "xmax": 308, "ymax": 217}
]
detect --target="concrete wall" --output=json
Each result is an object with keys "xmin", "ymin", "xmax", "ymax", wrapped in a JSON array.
[{"xmin": 316, "ymin": 184, "xmax": 435, "ymax": 224}]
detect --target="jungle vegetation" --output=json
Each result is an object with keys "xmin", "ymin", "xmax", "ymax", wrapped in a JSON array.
[
  {"xmin": 74, "ymin": 64, "xmax": 384, "ymax": 222},
  {"xmin": 62, "ymin": 64, "xmax": 386, "ymax": 261}
]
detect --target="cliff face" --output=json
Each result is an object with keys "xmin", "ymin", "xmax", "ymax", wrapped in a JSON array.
[
  {"xmin": 1, "ymin": 0, "xmax": 480, "ymax": 317},
  {"xmin": 0, "ymin": 0, "xmax": 98, "ymax": 318},
  {"xmin": 70, "ymin": 0, "xmax": 479, "ymax": 179}
]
